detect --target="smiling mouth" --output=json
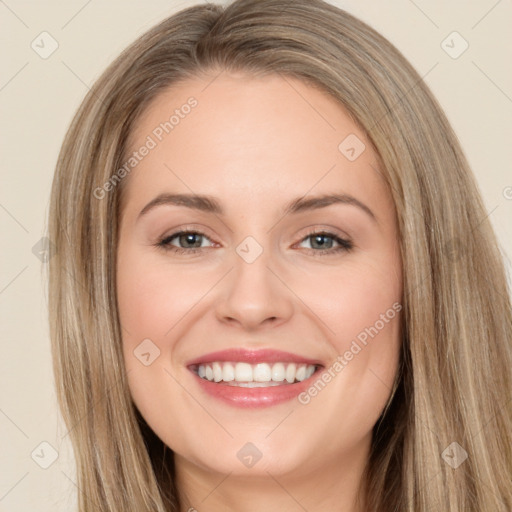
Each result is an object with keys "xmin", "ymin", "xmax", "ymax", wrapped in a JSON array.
[{"xmin": 190, "ymin": 361, "xmax": 322, "ymax": 387}]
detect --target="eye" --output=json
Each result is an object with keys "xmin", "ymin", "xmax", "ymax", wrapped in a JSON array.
[
  {"xmin": 156, "ymin": 230, "xmax": 215, "ymax": 254},
  {"xmin": 155, "ymin": 228, "xmax": 353, "ymax": 256},
  {"xmin": 296, "ymin": 230, "xmax": 354, "ymax": 255}
]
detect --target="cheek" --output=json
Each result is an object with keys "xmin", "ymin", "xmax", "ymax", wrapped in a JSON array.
[
  {"xmin": 117, "ymin": 249, "xmax": 207, "ymax": 345},
  {"xmin": 116, "ymin": 246, "xmax": 183, "ymax": 399},
  {"xmin": 327, "ymin": 275, "xmax": 400, "ymax": 356},
  {"xmin": 116, "ymin": 249, "xmax": 202, "ymax": 448},
  {"xmin": 298, "ymin": 254, "xmax": 402, "ymax": 405},
  {"xmin": 299, "ymin": 253, "xmax": 401, "ymax": 348}
]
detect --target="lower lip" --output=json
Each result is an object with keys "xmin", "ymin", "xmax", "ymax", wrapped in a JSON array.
[{"xmin": 190, "ymin": 369, "xmax": 320, "ymax": 408}]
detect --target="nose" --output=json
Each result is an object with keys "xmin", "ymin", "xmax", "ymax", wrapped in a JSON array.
[{"xmin": 214, "ymin": 246, "xmax": 295, "ymax": 331}]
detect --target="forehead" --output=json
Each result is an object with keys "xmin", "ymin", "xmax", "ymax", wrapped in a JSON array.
[
  {"xmin": 122, "ymin": 71, "xmax": 390, "ymax": 218},
  {"xmin": 129, "ymin": 71, "xmax": 359, "ymax": 160}
]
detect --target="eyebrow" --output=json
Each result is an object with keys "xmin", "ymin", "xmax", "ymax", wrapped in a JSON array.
[{"xmin": 137, "ymin": 192, "xmax": 377, "ymax": 223}]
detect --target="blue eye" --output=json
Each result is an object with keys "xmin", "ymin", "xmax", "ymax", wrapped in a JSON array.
[
  {"xmin": 298, "ymin": 232, "xmax": 353, "ymax": 253},
  {"xmin": 156, "ymin": 229, "xmax": 353, "ymax": 255},
  {"xmin": 157, "ymin": 230, "xmax": 212, "ymax": 254}
]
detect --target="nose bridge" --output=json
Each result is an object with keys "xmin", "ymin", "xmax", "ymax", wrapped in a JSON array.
[
  {"xmin": 215, "ymin": 235, "xmax": 294, "ymax": 328},
  {"xmin": 233, "ymin": 236, "xmax": 273, "ymax": 289}
]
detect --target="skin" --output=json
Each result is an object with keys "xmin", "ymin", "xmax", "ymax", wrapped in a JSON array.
[{"xmin": 117, "ymin": 71, "xmax": 403, "ymax": 512}]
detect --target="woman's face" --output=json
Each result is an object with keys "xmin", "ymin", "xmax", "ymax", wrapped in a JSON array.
[{"xmin": 117, "ymin": 71, "xmax": 402, "ymax": 482}]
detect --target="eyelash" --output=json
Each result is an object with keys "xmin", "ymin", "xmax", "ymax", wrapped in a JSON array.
[{"xmin": 155, "ymin": 229, "xmax": 354, "ymax": 256}]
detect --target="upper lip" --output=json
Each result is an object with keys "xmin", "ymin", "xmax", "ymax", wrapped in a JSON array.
[{"xmin": 186, "ymin": 348, "xmax": 324, "ymax": 367}]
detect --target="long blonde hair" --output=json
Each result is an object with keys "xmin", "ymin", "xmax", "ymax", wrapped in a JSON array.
[{"xmin": 47, "ymin": 0, "xmax": 512, "ymax": 510}]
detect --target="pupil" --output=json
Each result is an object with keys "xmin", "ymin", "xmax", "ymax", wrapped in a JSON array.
[
  {"xmin": 181, "ymin": 233, "xmax": 201, "ymax": 248},
  {"xmin": 312, "ymin": 235, "xmax": 332, "ymax": 249}
]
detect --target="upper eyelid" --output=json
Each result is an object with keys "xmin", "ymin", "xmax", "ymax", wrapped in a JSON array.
[{"xmin": 161, "ymin": 227, "xmax": 215, "ymax": 242}]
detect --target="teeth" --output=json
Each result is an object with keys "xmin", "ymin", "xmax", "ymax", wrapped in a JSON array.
[
  {"xmin": 223, "ymin": 362, "xmax": 235, "ymax": 382},
  {"xmin": 235, "ymin": 362, "xmax": 253, "ymax": 382},
  {"xmin": 212, "ymin": 362, "xmax": 223, "ymax": 382},
  {"xmin": 285, "ymin": 363, "xmax": 296, "ymax": 383},
  {"xmin": 271, "ymin": 362, "xmax": 285, "ymax": 382},
  {"xmin": 253, "ymin": 363, "xmax": 271, "ymax": 382},
  {"xmin": 195, "ymin": 361, "xmax": 317, "ymax": 385},
  {"xmin": 296, "ymin": 365, "xmax": 306, "ymax": 382}
]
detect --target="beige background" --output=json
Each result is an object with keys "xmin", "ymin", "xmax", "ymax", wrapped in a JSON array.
[{"xmin": 1, "ymin": 0, "xmax": 511, "ymax": 510}]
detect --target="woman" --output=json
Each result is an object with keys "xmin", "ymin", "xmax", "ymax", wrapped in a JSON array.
[{"xmin": 47, "ymin": 0, "xmax": 512, "ymax": 510}]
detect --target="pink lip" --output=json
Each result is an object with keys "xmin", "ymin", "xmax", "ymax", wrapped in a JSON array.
[
  {"xmin": 186, "ymin": 348, "xmax": 324, "ymax": 409},
  {"xmin": 186, "ymin": 348, "xmax": 323, "ymax": 367}
]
